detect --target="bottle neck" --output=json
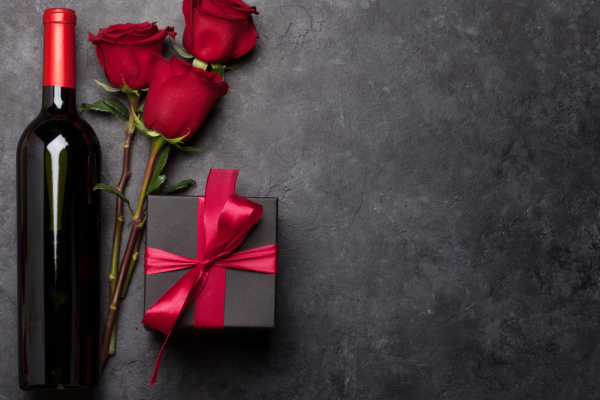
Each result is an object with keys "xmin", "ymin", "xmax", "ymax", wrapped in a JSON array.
[{"xmin": 42, "ymin": 86, "xmax": 77, "ymax": 115}]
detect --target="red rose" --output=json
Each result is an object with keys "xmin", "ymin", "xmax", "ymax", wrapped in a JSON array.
[
  {"xmin": 143, "ymin": 56, "xmax": 229, "ymax": 140},
  {"xmin": 89, "ymin": 22, "xmax": 176, "ymax": 90},
  {"xmin": 182, "ymin": 0, "xmax": 259, "ymax": 64}
]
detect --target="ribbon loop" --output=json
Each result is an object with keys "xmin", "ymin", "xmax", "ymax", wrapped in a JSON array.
[
  {"xmin": 142, "ymin": 169, "xmax": 277, "ymax": 385},
  {"xmin": 209, "ymin": 195, "xmax": 263, "ymax": 259}
]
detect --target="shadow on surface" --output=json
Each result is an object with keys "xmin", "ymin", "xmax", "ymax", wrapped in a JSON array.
[
  {"xmin": 26, "ymin": 387, "xmax": 100, "ymax": 400},
  {"xmin": 155, "ymin": 327, "xmax": 273, "ymax": 361}
]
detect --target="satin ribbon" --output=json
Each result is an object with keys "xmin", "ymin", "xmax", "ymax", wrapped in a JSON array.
[{"xmin": 142, "ymin": 169, "xmax": 277, "ymax": 385}]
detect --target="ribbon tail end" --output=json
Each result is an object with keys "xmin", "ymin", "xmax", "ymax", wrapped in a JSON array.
[{"xmin": 149, "ymin": 332, "xmax": 171, "ymax": 385}]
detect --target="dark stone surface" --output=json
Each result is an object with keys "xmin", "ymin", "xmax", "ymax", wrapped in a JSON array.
[{"xmin": 2, "ymin": 0, "xmax": 600, "ymax": 398}]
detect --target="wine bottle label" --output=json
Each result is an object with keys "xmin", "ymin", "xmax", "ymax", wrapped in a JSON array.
[{"xmin": 42, "ymin": 9, "xmax": 76, "ymax": 89}]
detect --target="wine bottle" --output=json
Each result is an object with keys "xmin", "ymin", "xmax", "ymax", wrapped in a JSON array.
[{"xmin": 16, "ymin": 8, "xmax": 101, "ymax": 390}]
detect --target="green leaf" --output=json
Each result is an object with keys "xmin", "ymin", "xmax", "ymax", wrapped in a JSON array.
[
  {"xmin": 79, "ymin": 100, "xmax": 118, "ymax": 116},
  {"xmin": 137, "ymin": 102, "xmax": 145, "ymax": 113},
  {"xmin": 79, "ymin": 100, "xmax": 126, "ymax": 128},
  {"xmin": 93, "ymin": 183, "xmax": 134, "ymax": 216},
  {"xmin": 79, "ymin": 98, "xmax": 131, "ymax": 122},
  {"xmin": 147, "ymin": 146, "xmax": 171, "ymax": 195},
  {"xmin": 151, "ymin": 146, "xmax": 171, "ymax": 186},
  {"xmin": 94, "ymin": 80, "xmax": 120, "ymax": 93},
  {"xmin": 146, "ymin": 175, "xmax": 167, "ymax": 195},
  {"xmin": 166, "ymin": 179, "xmax": 196, "ymax": 194},
  {"xmin": 101, "ymin": 98, "xmax": 129, "ymax": 118},
  {"xmin": 171, "ymin": 40, "xmax": 194, "ymax": 59}
]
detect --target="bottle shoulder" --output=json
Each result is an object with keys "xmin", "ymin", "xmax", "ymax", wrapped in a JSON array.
[{"xmin": 18, "ymin": 112, "xmax": 100, "ymax": 151}]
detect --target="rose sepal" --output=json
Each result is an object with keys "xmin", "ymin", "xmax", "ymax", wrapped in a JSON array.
[
  {"xmin": 133, "ymin": 112, "xmax": 200, "ymax": 151},
  {"xmin": 121, "ymin": 79, "xmax": 141, "ymax": 99},
  {"xmin": 163, "ymin": 132, "xmax": 188, "ymax": 145},
  {"xmin": 210, "ymin": 63, "xmax": 242, "ymax": 79},
  {"xmin": 166, "ymin": 133, "xmax": 201, "ymax": 152},
  {"xmin": 95, "ymin": 79, "xmax": 120, "ymax": 93},
  {"xmin": 132, "ymin": 111, "xmax": 162, "ymax": 138},
  {"xmin": 193, "ymin": 58, "xmax": 209, "ymax": 70},
  {"xmin": 171, "ymin": 40, "xmax": 194, "ymax": 59}
]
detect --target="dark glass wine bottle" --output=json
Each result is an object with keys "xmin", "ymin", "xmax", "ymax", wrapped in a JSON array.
[{"xmin": 16, "ymin": 8, "xmax": 101, "ymax": 390}]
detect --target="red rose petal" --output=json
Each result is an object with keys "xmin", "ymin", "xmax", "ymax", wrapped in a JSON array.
[{"xmin": 96, "ymin": 41, "xmax": 140, "ymax": 88}]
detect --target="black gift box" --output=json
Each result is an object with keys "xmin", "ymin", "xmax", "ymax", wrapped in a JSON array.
[{"xmin": 143, "ymin": 195, "xmax": 277, "ymax": 330}]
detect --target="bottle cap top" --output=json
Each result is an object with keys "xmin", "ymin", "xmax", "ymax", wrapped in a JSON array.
[{"xmin": 43, "ymin": 8, "xmax": 76, "ymax": 25}]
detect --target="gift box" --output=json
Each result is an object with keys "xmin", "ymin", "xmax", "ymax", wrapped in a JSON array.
[{"xmin": 143, "ymin": 171, "xmax": 278, "ymax": 332}]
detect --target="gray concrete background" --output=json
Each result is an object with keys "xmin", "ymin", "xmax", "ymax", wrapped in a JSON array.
[{"xmin": 2, "ymin": 0, "xmax": 600, "ymax": 398}]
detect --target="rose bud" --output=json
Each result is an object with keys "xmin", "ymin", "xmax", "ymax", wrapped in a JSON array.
[
  {"xmin": 182, "ymin": 0, "xmax": 259, "ymax": 64},
  {"xmin": 89, "ymin": 22, "xmax": 176, "ymax": 90},
  {"xmin": 143, "ymin": 56, "xmax": 229, "ymax": 140}
]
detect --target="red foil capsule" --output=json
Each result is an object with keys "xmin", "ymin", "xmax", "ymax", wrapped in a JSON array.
[{"xmin": 43, "ymin": 8, "xmax": 77, "ymax": 89}]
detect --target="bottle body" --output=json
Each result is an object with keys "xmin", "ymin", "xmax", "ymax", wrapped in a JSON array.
[{"xmin": 17, "ymin": 86, "xmax": 102, "ymax": 389}]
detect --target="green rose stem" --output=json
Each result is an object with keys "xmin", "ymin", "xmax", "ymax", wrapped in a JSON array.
[
  {"xmin": 101, "ymin": 135, "xmax": 167, "ymax": 367},
  {"xmin": 107, "ymin": 93, "xmax": 139, "ymax": 355},
  {"xmin": 121, "ymin": 222, "xmax": 144, "ymax": 297}
]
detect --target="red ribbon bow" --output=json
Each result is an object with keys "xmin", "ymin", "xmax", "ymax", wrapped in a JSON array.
[{"xmin": 142, "ymin": 169, "xmax": 277, "ymax": 385}]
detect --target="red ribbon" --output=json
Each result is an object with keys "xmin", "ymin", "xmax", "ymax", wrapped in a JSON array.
[{"xmin": 142, "ymin": 169, "xmax": 277, "ymax": 385}]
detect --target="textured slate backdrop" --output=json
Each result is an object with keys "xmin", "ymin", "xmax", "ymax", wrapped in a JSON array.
[{"xmin": 2, "ymin": 0, "xmax": 600, "ymax": 399}]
